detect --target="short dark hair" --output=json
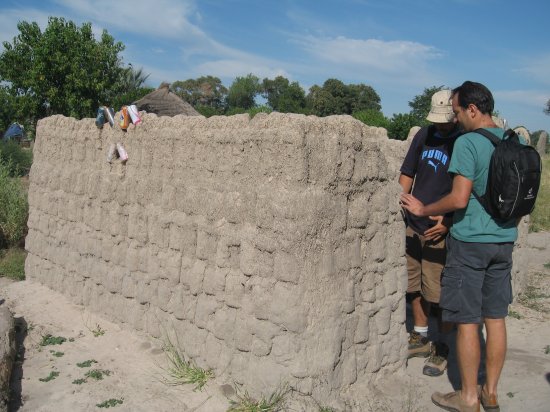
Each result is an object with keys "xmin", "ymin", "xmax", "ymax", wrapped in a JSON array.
[{"xmin": 451, "ymin": 81, "xmax": 494, "ymax": 115}]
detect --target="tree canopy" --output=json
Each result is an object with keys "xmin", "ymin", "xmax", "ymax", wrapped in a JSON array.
[
  {"xmin": 0, "ymin": 17, "xmax": 126, "ymax": 124},
  {"xmin": 408, "ymin": 85, "xmax": 444, "ymax": 125},
  {"xmin": 226, "ymin": 74, "xmax": 260, "ymax": 110},
  {"xmin": 171, "ymin": 76, "xmax": 228, "ymax": 112},
  {"xmin": 545, "ymin": 99, "xmax": 550, "ymax": 116},
  {"xmin": 261, "ymin": 76, "xmax": 306, "ymax": 113},
  {"xmin": 305, "ymin": 79, "xmax": 381, "ymax": 117}
]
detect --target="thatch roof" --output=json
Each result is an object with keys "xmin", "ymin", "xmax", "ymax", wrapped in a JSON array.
[{"xmin": 134, "ymin": 83, "xmax": 200, "ymax": 117}]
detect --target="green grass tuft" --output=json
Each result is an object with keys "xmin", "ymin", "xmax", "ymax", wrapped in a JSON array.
[
  {"xmin": 160, "ymin": 337, "xmax": 214, "ymax": 391},
  {"xmin": 228, "ymin": 384, "xmax": 289, "ymax": 412}
]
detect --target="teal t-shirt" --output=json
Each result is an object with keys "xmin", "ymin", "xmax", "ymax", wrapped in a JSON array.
[{"xmin": 448, "ymin": 128, "xmax": 518, "ymax": 243}]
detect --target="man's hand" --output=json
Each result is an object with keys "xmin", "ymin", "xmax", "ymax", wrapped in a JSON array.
[
  {"xmin": 424, "ymin": 215, "xmax": 450, "ymax": 241},
  {"xmin": 400, "ymin": 193, "xmax": 425, "ymax": 217}
]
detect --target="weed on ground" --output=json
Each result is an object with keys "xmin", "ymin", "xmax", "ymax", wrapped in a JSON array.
[
  {"xmin": 160, "ymin": 337, "xmax": 213, "ymax": 391},
  {"xmin": 228, "ymin": 384, "xmax": 289, "ymax": 412},
  {"xmin": 96, "ymin": 398, "xmax": 124, "ymax": 408},
  {"xmin": 39, "ymin": 371, "xmax": 59, "ymax": 382}
]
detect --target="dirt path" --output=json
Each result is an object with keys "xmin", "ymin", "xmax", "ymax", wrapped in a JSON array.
[{"xmin": 1, "ymin": 231, "xmax": 549, "ymax": 412}]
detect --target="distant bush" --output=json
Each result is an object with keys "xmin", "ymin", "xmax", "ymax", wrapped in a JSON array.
[
  {"xmin": 0, "ymin": 141, "xmax": 33, "ymax": 176},
  {"xmin": 386, "ymin": 113, "xmax": 419, "ymax": 141},
  {"xmin": 0, "ymin": 158, "xmax": 28, "ymax": 247},
  {"xmin": 352, "ymin": 109, "xmax": 390, "ymax": 129}
]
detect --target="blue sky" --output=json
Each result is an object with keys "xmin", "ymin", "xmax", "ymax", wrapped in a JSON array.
[{"xmin": 1, "ymin": 0, "xmax": 549, "ymax": 132}]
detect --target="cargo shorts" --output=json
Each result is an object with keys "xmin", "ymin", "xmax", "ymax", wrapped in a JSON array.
[
  {"xmin": 440, "ymin": 235, "xmax": 514, "ymax": 324},
  {"xmin": 405, "ymin": 226, "xmax": 446, "ymax": 303}
]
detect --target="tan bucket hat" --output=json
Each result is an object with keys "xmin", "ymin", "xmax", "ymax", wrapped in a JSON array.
[{"xmin": 426, "ymin": 89, "xmax": 454, "ymax": 123}]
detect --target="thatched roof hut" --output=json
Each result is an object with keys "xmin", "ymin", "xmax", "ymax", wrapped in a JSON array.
[{"xmin": 134, "ymin": 83, "xmax": 201, "ymax": 117}]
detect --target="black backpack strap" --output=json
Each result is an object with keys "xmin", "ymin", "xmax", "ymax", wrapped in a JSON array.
[
  {"xmin": 473, "ymin": 128, "xmax": 501, "ymax": 146},
  {"xmin": 470, "ymin": 128, "xmax": 501, "ymax": 207}
]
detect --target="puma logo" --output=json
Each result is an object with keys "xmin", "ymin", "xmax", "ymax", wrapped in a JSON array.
[{"xmin": 428, "ymin": 160, "xmax": 439, "ymax": 172}]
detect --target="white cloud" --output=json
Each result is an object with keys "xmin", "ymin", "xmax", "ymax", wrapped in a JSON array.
[
  {"xmin": 54, "ymin": 0, "xmax": 203, "ymax": 40},
  {"xmin": 494, "ymin": 89, "xmax": 549, "ymax": 108},
  {"xmin": 297, "ymin": 35, "xmax": 441, "ymax": 71}
]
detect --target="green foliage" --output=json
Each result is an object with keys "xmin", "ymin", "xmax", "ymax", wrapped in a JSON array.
[
  {"xmin": 226, "ymin": 74, "xmax": 261, "ymax": 110},
  {"xmin": 0, "ymin": 159, "xmax": 28, "ymax": 247},
  {"xmin": 171, "ymin": 76, "xmax": 228, "ymax": 111},
  {"xmin": 77, "ymin": 359, "xmax": 98, "ymax": 368},
  {"xmin": 386, "ymin": 113, "xmax": 420, "ymax": 140},
  {"xmin": 544, "ymin": 345, "xmax": 550, "ymax": 354},
  {"xmin": 195, "ymin": 105, "xmax": 225, "ymax": 117},
  {"xmin": 72, "ymin": 378, "xmax": 86, "ymax": 385},
  {"xmin": 228, "ymin": 384, "xmax": 289, "ymax": 412},
  {"xmin": 225, "ymin": 107, "xmax": 248, "ymax": 116},
  {"xmin": 261, "ymin": 76, "xmax": 306, "ymax": 113},
  {"xmin": 0, "ymin": 17, "xmax": 125, "ymax": 122},
  {"xmin": 545, "ymin": 98, "xmax": 550, "ymax": 115},
  {"xmin": 40, "ymin": 334, "xmax": 67, "ymax": 346},
  {"xmin": 352, "ymin": 109, "xmax": 390, "ymax": 129},
  {"xmin": 0, "ymin": 141, "xmax": 33, "ymax": 176},
  {"xmin": 110, "ymin": 86, "xmax": 154, "ymax": 112},
  {"xmin": 306, "ymin": 79, "xmax": 381, "ymax": 117},
  {"xmin": 161, "ymin": 338, "xmax": 213, "ymax": 391},
  {"xmin": 408, "ymin": 86, "xmax": 444, "ymax": 125},
  {"xmin": 0, "ymin": 248, "xmax": 26, "ymax": 280},
  {"xmin": 508, "ymin": 310, "xmax": 521, "ymax": 319},
  {"xmin": 85, "ymin": 369, "xmax": 111, "ymax": 380},
  {"xmin": 39, "ymin": 370, "xmax": 59, "ymax": 382},
  {"xmin": 49, "ymin": 350, "xmax": 64, "ymax": 358},
  {"xmin": 530, "ymin": 155, "xmax": 549, "ymax": 232},
  {"xmin": 97, "ymin": 398, "xmax": 124, "ymax": 408},
  {"xmin": 247, "ymin": 105, "xmax": 273, "ymax": 118}
]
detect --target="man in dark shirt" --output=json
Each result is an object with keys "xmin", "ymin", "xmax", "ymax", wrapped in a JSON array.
[{"xmin": 399, "ymin": 89, "xmax": 461, "ymax": 376}]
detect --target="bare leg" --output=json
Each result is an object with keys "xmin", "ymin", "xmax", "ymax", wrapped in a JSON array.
[
  {"xmin": 456, "ymin": 323, "xmax": 480, "ymax": 406},
  {"xmin": 483, "ymin": 317, "xmax": 507, "ymax": 397},
  {"xmin": 411, "ymin": 294, "xmax": 430, "ymax": 329}
]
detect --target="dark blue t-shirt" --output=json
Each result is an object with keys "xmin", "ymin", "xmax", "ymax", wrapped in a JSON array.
[{"xmin": 400, "ymin": 125, "xmax": 460, "ymax": 234}]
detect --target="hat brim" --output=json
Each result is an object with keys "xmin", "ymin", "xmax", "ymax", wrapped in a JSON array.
[{"xmin": 426, "ymin": 111, "xmax": 454, "ymax": 123}]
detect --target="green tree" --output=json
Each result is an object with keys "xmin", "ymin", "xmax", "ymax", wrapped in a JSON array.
[
  {"xmin": 226, "ymin": 74, "xmax": 260, "ymax": 110},
  {"xmin": 348, "ymin": 84, "xmax": 381, "ymax": 112},
  {"xmin": 0, "ymin": 17, "xmax": 125, "ymax": 122},
  {"xmin": 171, "ymin": 76, "xmax": 228, "ymax": 113},
  {"xmin": 306, "ymin": 79, "xmax": 381, "ymax": 116},
  {"xmin": 261, "ymin": 76, "xmax": 306, "ymax": 113},
  {"xmin": 386, "ymin": 113, "xmax": 420, "ymax": 140},
  {"xmin": 352, "ymin": 109, "xmax": 390, "ymax": 129},
  {"xmin": 545, "ymin": 99, "xmax": 550, "ymax": 115},
  {"xmin": 408, "ymin": 86, "xmax": 444, "ymax": 125}
]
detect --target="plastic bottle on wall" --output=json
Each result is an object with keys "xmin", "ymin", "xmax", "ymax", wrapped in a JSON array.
[
  {"xmin": 119, "ymin": 106, "xmax": 130, "ymax": 130},
  {"xmin": 116, "ymin": 143, "xmax": 128, "ymax": 162},
  {"xmin": 127, "ymin": 105, "xmax": 142, "ymax": 125}
]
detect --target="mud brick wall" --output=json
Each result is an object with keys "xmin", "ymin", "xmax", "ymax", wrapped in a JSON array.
[{"xmin": 23, "ymin": 112, "xmax": 528, "ymax": 406}]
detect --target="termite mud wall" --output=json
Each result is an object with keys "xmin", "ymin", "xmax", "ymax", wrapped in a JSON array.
[{"xmin": 23, "ymin": 112, "xmax": 528, "ymax": 403}]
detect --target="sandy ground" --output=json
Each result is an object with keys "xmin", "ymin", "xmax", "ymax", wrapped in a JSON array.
[{"xmin": 0, "ymin": 231, "xmax": 549, "ymax": 412}]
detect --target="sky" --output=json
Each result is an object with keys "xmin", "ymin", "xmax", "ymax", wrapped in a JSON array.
[{"xmin": 1, "ymin": 0, "xmax": 549, "ymax": 133}]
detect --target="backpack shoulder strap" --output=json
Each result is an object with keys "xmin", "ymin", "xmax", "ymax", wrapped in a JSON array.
[{"xmin": 473, "ymin": 128, "xmax": 501, "ymax": 146}]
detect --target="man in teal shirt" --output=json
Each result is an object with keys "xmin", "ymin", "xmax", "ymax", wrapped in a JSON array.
[{"xmin": 401, "ymin": 81, "xmax": 514, "ymax": 412}]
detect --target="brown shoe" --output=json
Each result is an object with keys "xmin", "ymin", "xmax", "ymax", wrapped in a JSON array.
[
  {"xmin": 408, "ymin": 331, "xmax": 431, "ymax": 358},
  {"xmin": 432, "ymin": 390, "xmax": 480, "ymax": 412},
  {"xmin": 480, "ymin": 385, "xmax": 500, "ymax": 412}
]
